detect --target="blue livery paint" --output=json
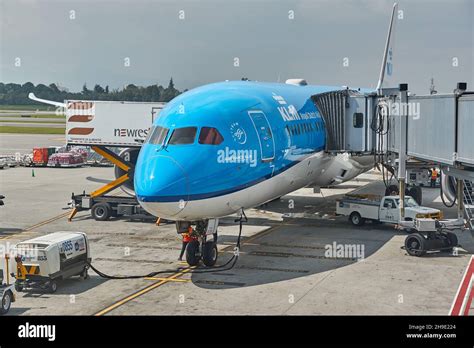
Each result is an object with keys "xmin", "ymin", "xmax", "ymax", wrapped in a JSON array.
[{"xmin": 134, "ymin": 81, "xmax": 363, "ymax": 204}]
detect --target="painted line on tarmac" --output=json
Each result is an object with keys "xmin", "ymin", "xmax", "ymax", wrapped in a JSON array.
[
  {"xmin": 94, "ymin": 223, "xmax": 286, "ymax": 315},
  {"xmin": 94, "ymin": 267, "xmax": 195, "ymax": 316},
  {"xmin": 0, "ymin": 211, "xmax": 71, "ymax": 240},
  {"xmin": 0, "ymin": 192, "xmax": 127, "ymax": 240},
  {"xmin": 450, "ymin": 255, "xmax": 474, "ymax": 316},
  {"xmin": 144, "ymin": 277, "xmax": 190, "ymax": 282}
]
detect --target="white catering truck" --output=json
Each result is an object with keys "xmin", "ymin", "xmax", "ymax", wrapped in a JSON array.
[
  {"xmin": 28, "ymin": 93, "xmax": 166, "ymax": 147},
  {"xmin": 28, "ymin": 93, "xmax": 167, "ymax": 221},
  {"xmin": 336, "ymin": 194, "xmax": 442, "ymax": 226}
]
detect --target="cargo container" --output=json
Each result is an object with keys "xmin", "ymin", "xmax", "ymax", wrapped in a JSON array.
[{"xmin": 32, "ymin": 147, "xmax": 56, "ymax": 166}]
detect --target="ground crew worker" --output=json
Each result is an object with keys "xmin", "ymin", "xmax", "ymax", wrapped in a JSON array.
[
  {"xmin": 430, "ymin": 168, "xmax": 437, "ymax": 188},
  {"xmin": 178, "ymin": 226, "xmax": 194, "ymax": 261}
]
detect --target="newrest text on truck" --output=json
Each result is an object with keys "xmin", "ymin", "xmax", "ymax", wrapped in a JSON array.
[
  {"xmin": 336, "ymin": 194, "xmax": 443, "ymax": 226},
  {"xmin": 29, "ymin": 93, "xmax": 166, "ymax": 221}
]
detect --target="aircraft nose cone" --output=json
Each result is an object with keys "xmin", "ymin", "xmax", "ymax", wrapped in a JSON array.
[{"xmin": 134, "ymin": 155, "xmax": 189, "ymax": 217}]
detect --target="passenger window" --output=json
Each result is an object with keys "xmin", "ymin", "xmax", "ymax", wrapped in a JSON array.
[
  {"xmin": 147, "ymin": 126, "xmax": 169, "ymax": 145},
  {"xmin": 384, "ymin": 199, "xmax": 394, "ymax": 208},
  {"xmin": 198, "ymin": 127, "xmax": 224, "ymax": 145},
  {"xmin": 168, "ymin": 127, "xmax": 197, "ymax": 145}
]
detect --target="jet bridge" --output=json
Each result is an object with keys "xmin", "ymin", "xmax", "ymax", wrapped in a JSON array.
[{"xmin": 313, "ymin": 83, "xmax": 474, "ymax": 232}]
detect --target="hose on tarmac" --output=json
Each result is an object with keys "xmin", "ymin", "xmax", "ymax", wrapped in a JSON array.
[{"xmin": 86, "ymin": 210, "xmax": 247, "ymax": 279}]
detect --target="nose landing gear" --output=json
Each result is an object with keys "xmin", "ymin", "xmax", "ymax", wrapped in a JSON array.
[{"xmin": 177, "ymin": 219, "xmax": 219, "ymax": 267}]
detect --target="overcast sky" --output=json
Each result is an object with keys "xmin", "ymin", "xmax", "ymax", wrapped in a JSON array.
[{"xmin": 0, "ymin": 0, "xmax": 472, "ymax": 94}]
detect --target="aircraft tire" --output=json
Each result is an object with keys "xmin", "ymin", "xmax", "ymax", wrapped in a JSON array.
[
  {"xmin": 186, "ymin": 241, "xmax": 200, "ymax": 266},
  {"xmin": 202, "ymin": 241, "xmax": 218, "ymax": 267}
]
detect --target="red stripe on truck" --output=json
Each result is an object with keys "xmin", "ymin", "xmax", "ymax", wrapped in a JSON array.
[{"xmin": 68, "ymin": 127, "xmax": 94, "ymax": 135}]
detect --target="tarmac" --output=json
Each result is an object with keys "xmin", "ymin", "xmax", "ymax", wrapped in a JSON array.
[
  {"xmin": 1, "ymin": 158, "xmax": 472, "ymax": 316},
  {"xmin": 0, "ymin": 134, "xmax": 66, "ymax": 155}
]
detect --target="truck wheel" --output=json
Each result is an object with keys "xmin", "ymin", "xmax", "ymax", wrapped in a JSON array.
[
  {"xmin": 48, "ymin": 280, "xmax": 58, "ymax": 293},
  {"xmin": 405, "ymin": 233, "xmax": 426, "ymax": 257},
  {"xmin": 14, "ymin": 283, "xmax": 23, "ymax": 292},
  {"xmin": 0, "ymin": 291, "xmax": 12, "ymax": 314},
  {"xmin": 185, "ymin": 240, "xmax": 200, "ymax": 266},
  {"xmin": 349, "ymin": 212, "xmax": 365, "ymax": 226},
  {"xmin": 202, "ymin": 241, "xmax": 218, "ymax": 267},
  {"xmin": 91, "ymin": 203, "xmax": 111, "ymax": 221}
]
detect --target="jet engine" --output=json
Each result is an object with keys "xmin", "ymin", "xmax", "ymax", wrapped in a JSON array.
[
  {"xmin": 440, "ymin": 172, "xmax": 457, "ymax": 205},
  {"xmin": 114, "ymin": 148, "xmax": 141, "ymax": 196}
]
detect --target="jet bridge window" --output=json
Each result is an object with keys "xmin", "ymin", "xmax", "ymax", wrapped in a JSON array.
[
  {"xmin": 146, "ymin": 126, "xmax": 169, "ymax": 145},
  {"xmin": 199, "ymin": 127, "xmax": 224, "ymax": 145},
  {"xmin": 353, "ymin": 113, "xmax": 364, "ymax": 128},
  {"xmin": 168, "ymin": 127, "xmax": 197, "ymax": 145}
]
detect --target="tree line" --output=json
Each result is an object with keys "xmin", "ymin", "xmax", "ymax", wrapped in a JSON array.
[{"xmin": 0, "ymin": 78, "xmax": 182, "ymax": 105}]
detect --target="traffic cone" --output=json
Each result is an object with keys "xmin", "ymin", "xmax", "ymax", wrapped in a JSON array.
[{"xmin": 32, "ymin": 169, "xmax": 35, "ymax": 177}]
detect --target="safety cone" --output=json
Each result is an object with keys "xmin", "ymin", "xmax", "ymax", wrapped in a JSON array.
[{"xmin": 32, "ymin": 169, "xmax": 35, "ymax": 177}]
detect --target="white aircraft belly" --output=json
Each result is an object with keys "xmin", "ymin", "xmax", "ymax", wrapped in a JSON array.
[{"xmin": 143, "ymin": 151, "xmax": 373, "ymax": 221}]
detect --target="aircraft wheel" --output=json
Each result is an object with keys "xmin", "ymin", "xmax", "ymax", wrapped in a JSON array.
[
  {"xmin": 185, "ymin": 241, "xmax": 200, "ymax": 266},
  {"xmin": 202, "ymin": 242, "xmax": 218, "ymax": 267},
  {"xmin": 350, "ymin": 212, "xmax": 365, "ymax": 226},
  {"xmin": 405, "ymin": 233, "xmax": 426, "ymax": 257}
]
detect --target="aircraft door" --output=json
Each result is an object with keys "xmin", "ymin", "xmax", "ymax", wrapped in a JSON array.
[{"xmin": 248, "ymin": 110, "xmax": 275, "ymax": 162}]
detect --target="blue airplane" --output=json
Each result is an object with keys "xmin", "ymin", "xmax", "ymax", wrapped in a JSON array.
[{"xmin": 134, "ymin": 4, "xmax": 398, "ymax": 265}]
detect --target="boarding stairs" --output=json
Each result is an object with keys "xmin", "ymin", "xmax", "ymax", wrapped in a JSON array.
[{"xmin": 463, "ymin": 180, "xmax": 474, "ymax": 230}]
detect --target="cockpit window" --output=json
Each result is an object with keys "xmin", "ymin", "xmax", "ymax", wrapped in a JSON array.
[
  {"xmin": 199, "ymin": 127, "xmax": 224, "ymax": 145},
  {"xmin": 168, "ymin": 127, "xmax": 197, "ymax": 145},
  {"xmin": 146, "ymin": 126, "xmax": 169, "ymax": 145}
]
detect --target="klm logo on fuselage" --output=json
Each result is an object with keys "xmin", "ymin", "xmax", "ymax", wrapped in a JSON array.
[{"xmin": 273, "ymin": 94, "xmax": 318, "ymax": 122}]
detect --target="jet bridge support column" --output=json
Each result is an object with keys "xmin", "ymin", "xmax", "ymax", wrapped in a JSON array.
[{"xmin": 398, "ymin": 84, "xmax": 408, "ymax": 220}]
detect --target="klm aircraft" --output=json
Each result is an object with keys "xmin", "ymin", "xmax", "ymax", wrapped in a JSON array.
[{"xmin": 134, "ymin": 4, "xmax": 399, "ymax": 265}]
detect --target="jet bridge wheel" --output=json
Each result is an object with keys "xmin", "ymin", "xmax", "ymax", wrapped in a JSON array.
[
  {"xmin": 405, "ymin": 233, "xmax": 427, "ymax": 257},
  {"xmin": 444, "ymin": 232, "xmax": 458, "ymax": 252},
  {"xmin": 202, "ymin": 241, "xmax": 218, "ymax": 267},
  {"xmin": 185, "ymin": 240, "xmax": 201, "ymax": 266}
]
